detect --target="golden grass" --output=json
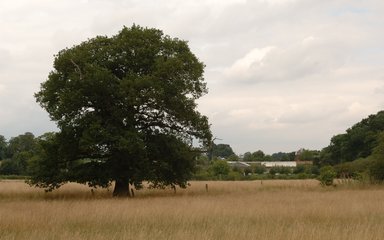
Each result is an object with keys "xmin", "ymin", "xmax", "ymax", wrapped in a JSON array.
[{"xmin": 1, "ymin": 180, "xmax": 384, "ymax": 240}]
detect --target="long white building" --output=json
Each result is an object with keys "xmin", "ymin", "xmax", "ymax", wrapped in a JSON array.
[{"xmin": 260, "ymin": 161, "xmax": 297, "ymax": 168}]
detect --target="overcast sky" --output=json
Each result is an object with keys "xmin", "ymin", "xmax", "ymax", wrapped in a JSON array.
[{"xmin": 1, "ymin": 0, "xmax": 384, "ymax": 154}]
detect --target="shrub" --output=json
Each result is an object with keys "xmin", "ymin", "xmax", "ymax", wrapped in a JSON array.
[
  {"xmin": 269, "ymin": 167, "xmax": 278, "ymax": 175},
  {"xmin": 253, "ymin": 165, "xmax": 266, "ymax": 174},
  {"xmin": 294, "ymin": 165, "xmax": 305, "ymax": 174},
  {"xmin": 209, "ymin": 160, "xmax": 230, "ymax": 179},
  {"xmin": 244, "ymin": 167, "xmax": 253, "ymax": 175},
  {"xmin": 369, "ymin": 158, "xmax": 384, "ymax": 183},
  {"xmin": 226, "ymin": 171, "xmax": 243, "ymax": 180},
  {"xmin": 311, "ymin": 165, "xmax": 320, "ymax": 175},
  {"xmin": 318, "ymin": 166, "xmax": 336, "ymax": 186}
]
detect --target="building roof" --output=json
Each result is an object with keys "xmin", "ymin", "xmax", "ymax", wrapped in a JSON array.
[{"xmin": 227, "ymin": 161, "xmax": 251, "ymax": 168}]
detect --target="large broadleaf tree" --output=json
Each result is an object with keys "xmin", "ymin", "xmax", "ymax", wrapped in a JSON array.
[{"xmin": 30, "ymin": 25, "xmax": 212, "ymax": 196}]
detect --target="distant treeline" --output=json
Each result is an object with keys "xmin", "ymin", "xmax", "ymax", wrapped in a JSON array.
[
  {"xmin": 2, "ymin": 111, "xmax": 384, "ymax": 183},
  {"xmin": 210, "ymin": 144, "xmax": 319, "ymax": 162},
  {"xmin": 208, "ymin": 111, "xmax": 384, "ymax": 183}
]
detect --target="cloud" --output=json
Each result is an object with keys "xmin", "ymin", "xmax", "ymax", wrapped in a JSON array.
[
  {"xmin": 0, "ymin": 49, "xmax": 11, "ymax": 69},
  {"xmin": 257, "ymin": 0, "xmax": 298, "ymax": 6},
  {"xmin": 223, "ymin": 35, "xmax": 352, "ymax": 85},
  {"xmin": 1, "ymin": 0, "xmax": 384, "ymax": 154},
  {"xmin": 225, "ymin": 46, "xmax": 276, "ymax": 80}
]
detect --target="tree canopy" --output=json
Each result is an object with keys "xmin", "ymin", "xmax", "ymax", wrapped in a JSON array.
[
  {"xmin": 30, "ymin": 25, "xmax": 212, "ymax": 196},
  {"xmin": 0, "ymin": 132, "xmax": 38, "ymax": 175},
  {"xmin": 211, "ymin": 144, "xmax": 235, "ymax": 159},
  {"xmin": 0, "ymin": 135, "xmax": 6, "ymax": 160},
  {"xmin": 320, "ymin": 111, "xmax": 384, "ymax": 165}
]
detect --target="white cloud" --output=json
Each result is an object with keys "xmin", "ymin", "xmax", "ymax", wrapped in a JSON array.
[
  {"xmin": 257, "ymin": 0, "xmax": 298, "ymax": 6},
  {"xmin": 225, "ymin": 46, "xmax": 276, "ymax": 80},
  {"xmin": 223, "ymin": 35, "xmax": 353, "ymax": 85},
  {"xmin": 0, "ymin": 49, "xmax": 11, "ymax": 69}
]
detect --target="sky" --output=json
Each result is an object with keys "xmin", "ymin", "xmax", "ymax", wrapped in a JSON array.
[{"xmin": 1, "ymin": 0, "xmax": 384, "ymax": 154}]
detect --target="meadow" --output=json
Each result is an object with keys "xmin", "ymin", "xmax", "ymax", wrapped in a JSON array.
[{"xmin": 1, "ymin": 179, "xmax": 384, "ymax": 240}]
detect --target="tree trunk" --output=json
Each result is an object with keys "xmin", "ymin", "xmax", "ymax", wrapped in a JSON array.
[{"xmin": 113, "ymin": 179, "xmax": 130, "ymax": 197}]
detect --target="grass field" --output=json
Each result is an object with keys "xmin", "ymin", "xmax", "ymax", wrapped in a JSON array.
[{"xmin": 1, "ymin": 180, "xmax": 384, "ymax": 240}]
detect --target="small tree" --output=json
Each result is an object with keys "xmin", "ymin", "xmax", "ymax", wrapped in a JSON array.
[
  {"xmin": 269, "ymin": 167, "xmax": 278, "ymax": 176},
  {"xmin": 252, "ymin": 150, "xmax": 265, "ymax": 161},
  {"xmin": 210, "ymin": 160, "xmax": 230, "ymax": 178},
  {"xmin": 318, "ymin": 166, "xmax": 336, "ymax": 186},
  {"xmin": 243, "ymin": 152, "xmax": 253, "ymax": 161},
  {"xmin": 211, "ymin": 144, "xmax": 235, "ymax": 159},
  {"xmin": 253, "ymin": 164, "xmax": 266, "ymax": 174}
]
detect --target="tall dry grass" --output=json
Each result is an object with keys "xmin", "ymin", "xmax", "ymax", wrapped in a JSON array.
[{"xmin": 1, "ymin": 180, "xmax": 384, "ymax": 240}]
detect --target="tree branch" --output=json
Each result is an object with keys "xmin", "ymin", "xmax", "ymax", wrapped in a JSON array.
[{"xmin": 70, "ymin": 59, "xmax": 83, "ymax": 80}]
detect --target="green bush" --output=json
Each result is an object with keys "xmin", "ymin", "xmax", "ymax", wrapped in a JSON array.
[
  {"xmin": 269, "ymin": 167, "xmax": 277, "ymax": 176},
  {"xmin": 369, "ymin": 158, "xmax": 384, "ymax": 183},
  {"xmin": 244, "ymin": 167, "xmax": 253, "ymax": 175},
  {"xmin": 297, "ymin": 173, "xmax": 310, "ymax": 179},
  {"xmin": 253, "ymin": 165, "xmax": 266, "ymax": 174},
  {"xmin": 192, "ymin": 169, "xmax": 211, "ymax": 180},
  {"xmin": 293, "ymin": 165, "xmax": 305, "ymax": 174},
  {"xmin": 311, "ymin": 165, "xmax": 320, "ymax": 175},
  {"xmin": 209, "ymin": 160, "xmax": 230, "ymax": 179},
  {"xmin": 226, "ymin": 171, "xmax": 243, "ymax": 180},
  {"xmin": 318, "ymin": 166, "xmax": 336, "ymax": 186}
]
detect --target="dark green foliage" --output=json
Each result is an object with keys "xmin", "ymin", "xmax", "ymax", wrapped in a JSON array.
[
  {"xmin": 210, "ymin": 160, "xmax": 230, "ymax": 177},
  {"xmin": 269, "ymin": 167, "xmax": 277, "ymax": 175},
  {"xmin": 321, "ymin": 113, "xmax": 384, "ymax": 184},
  {"xmin": 27, "ymin": 132, "xmax": 71, "ymax": 190},
  {"xmin": 271, "ymin": 151, "xmax": 296, "ymax": 161},
  {"xmin": 332, "ymin": 132, "xmax": 384, "ymax": 183},
  {"xmin": 243, "ymin": 152, "xmax": 253, "ymax": 161},
  {"xmin": 367, "ymin": 132, "xmax": 384, "ymax": 183},
  {"xmin": 334, "ymin": 158, "xmax": 369, "ymax": 179},
  {"xmin": 296, "ymin": 149, "xmax": 320, "ymax": 161},
  {"xmin": 243, "ymin": 151, "xmax": 297, "ymax": 162},
  {"xmin": 6, "ymin": 132, "xmax": 37, "ymax": 158},
  {"xmin": 0, "ymin": 132, "xmax": 38, "ymax": 175},
  {"xmin": 244, "ymin": 167, "xmax": 252, "ymax": 175},
  {"xmin": 318, "ymin": 166, "xmax": 336, "ymax": 186},
  {"xmin": 31, "ymin": 25, "xmax": 211, "ymax": 195},
  {"xmin": 0, "ymin": 135, "xmax": 6, "ymax": 160},
  {"xmin": 293, "ymin": 164, "xmax": 305, "ymax": 174},
  {"xmin": 145, "ymin": 134, "xmax": 197, "ymax": 189},
  {"xmin": 226, "ymin": 154, "xmax": 239, "ymax": 161},
  {"xmin": 253, "ymin": 164, "xmax": 266, "ymax": 174},
  {"xmin": 281, "ymin": 167, "xmax": 292, "ymax": 174},
  {"xmin": 294, "ymin": 164, "xmax": 318, "ymax": 175},
  {"xmin": 211, "ymin": 144, "xmax": 235, "ymax": 159},
  {"xmin": 369, "ymin": 158, "xmax": 384, "ymax": 183},
  {"xmin": 252, "ymin": 150, "xmax": 265, "ymax": 161},
  {"xmin": 311, "ymin": 165, "xmax": 320, "ymax": 175},
  {"xmin": 0, "ymin": 159, "xmax": 19, "ymax": 175},
  {"xmin": 243, "ymin": 150, "xmax": 283, "ymax": 162},
  {"xmin": 320, "ymin": 111, "xmax": 384, "ymax": 165}
]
